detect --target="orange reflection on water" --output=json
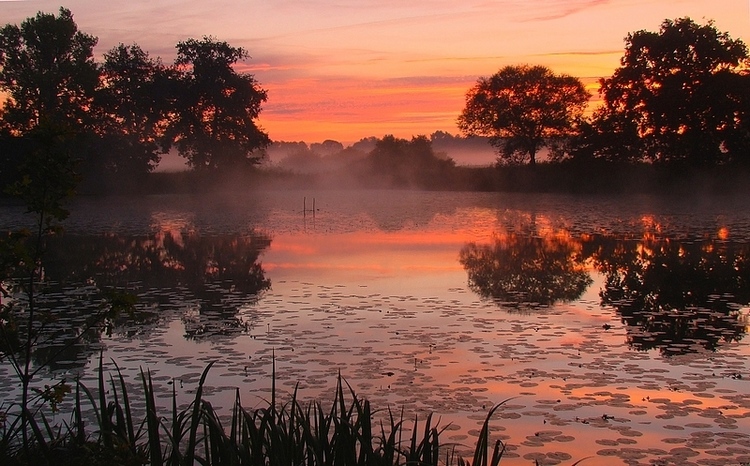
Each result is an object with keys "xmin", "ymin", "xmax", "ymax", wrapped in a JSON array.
[
  {"xmin": 640, "ymin": 214, "xmax": 663, "ymax": 235},
  {"xmin": 265, "ymin": 230, "xmax": 469, "ymax": 280},
  {"xmin": 150, "ymin": 211, "xmax": 197, "ymax": 248}
]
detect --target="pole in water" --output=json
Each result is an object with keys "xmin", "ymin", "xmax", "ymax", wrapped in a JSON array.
[
  {"xmin": 303, "ymin": 197, "xmax": 306, "ymax": 218},
  {"xmin": 313, "ymin": 198, "xmax": 316, "ymax": 218}
]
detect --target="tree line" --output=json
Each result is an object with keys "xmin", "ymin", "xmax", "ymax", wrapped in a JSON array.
[
  {"xmin": 459, "ymin": 18, "xmax": 750, "ymax": 168},
  {"xmin": 0, "ymin": 8, "xmax": 269, "ymax": 193},
  {"xmin": 2, "ymin": 9, "xmax": 749, "ymax": 195}
]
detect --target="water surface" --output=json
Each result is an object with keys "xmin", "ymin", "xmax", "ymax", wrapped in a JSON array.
[{"xmin": 2, "ymin": 190, "xmax": 749, "ymax": 465}]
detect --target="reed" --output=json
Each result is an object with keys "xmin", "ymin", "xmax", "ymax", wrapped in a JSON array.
[{"xmin": 0, "ymin": 359, "xmax": 538, "ymax": 466}]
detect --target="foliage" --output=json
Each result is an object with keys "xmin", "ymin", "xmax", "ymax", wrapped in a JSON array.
[
  {"xmin": 310, "ymin": 139, "xmax": 344, "ymax": 156},
  {"xmin": 361, "ymin": 135, "xmax": 455, "ymax": 188},
  {"xmin": 0, "ymin": 10, "xmax": 272, "ymax": 190},
  {"xmin": 568, "ymin": 109, "xmax": 644, "ymax": 163},
  {"xmin": 0, "ymin": 8, "xmax": 99, "ymax": 134},
  {"xmin": 458, "ymin": 65, "xmax": 590, "ymax": 165},
  {"xmin": 591, "ymin": 18, "xmax": 750, "ymax": 165},
  {"xmin": 4, "ymin": 121, "xmax": 79, "ymax": 224},
  {"xmin": 90, "ymin": 44, "xmax": 174, "ymax": 179},
  {"xmin": 169, "ymin": 37, "xmax": 270, "ymax": 171}
]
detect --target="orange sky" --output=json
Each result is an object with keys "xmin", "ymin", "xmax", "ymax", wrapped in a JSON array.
[{"xmin": 1, "ymin": 0, "xmax": 749, "ymax": 144}]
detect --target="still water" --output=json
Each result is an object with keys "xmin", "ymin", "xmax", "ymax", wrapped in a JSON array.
[{"xmin": 2, "ymin": 190, "xmax": 750, "ymax": 465}]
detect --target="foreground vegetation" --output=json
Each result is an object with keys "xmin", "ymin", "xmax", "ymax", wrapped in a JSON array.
[{"xmin": 0, "ymin": 359, "xmax": 520, "ymax": 466}]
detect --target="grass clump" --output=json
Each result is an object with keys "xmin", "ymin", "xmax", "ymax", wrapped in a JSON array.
[{"xmin": 0, "ymin": 357, "xmax": 512, "ymax": 466}]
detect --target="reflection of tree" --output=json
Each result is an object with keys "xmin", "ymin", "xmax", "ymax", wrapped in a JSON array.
[
  {"xmin": 459, "ymin": 233, "xmax": 592, "ymax": 306},
  {"xmin": 592, "ymin": 236, "xmax": 750, "ymax": 355},
  {"xmin": 3, "ymin": 230, "xmax": 271, "ymax": 371},
  {"xmin": 460, "ymin": 231, "xmax": 750, "ymax": 355},
  {"xmin": 36, "ymin": 230, "xmax": 271, "ymax": 349}
]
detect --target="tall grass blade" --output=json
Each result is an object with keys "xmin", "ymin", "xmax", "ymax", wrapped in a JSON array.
[
  {"xmin": 471, "ymin": 399, "xmax": 513, "ymax": 466},
  {"xmin": 140, "ymin": 367, "xmax": 162, "ymax": 466},
  {"xmin": 184, "ymin": 360, "xmax": 215, "ymax": 466},
  {"xmin": 271, "ymin": 349, "xmax": 276, "ymax": 418},
  {"xmin": 77, "ymin": 381, "xmax": 102, "ymax": 428},
  {"xmin": 22, "ymin": 407, "xmax": 48, "ymax": 459},
  {"xmin": 168, "ymin": 376, "xmax": 181, "ymax": 466},
  {"xmin": 74, "ymin": 379, "xmax": 85, "ymax": 445},
  {"xmin": 98, "ymin": 353, "xmax": 113, "ymax": 449},
  {"xmin": 111, "ymin": 360, "xmax": 136, "ymax": 449}
]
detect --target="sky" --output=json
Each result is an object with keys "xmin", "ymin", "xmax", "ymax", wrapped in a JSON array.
[{"xmin": 1, "ymin": 0, "xmax": 749, "ymax": 145}]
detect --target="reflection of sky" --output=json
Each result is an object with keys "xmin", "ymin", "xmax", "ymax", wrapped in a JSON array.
[
  {"xmin": 266, "ymin": 231, "xmax": 466, "ymax": 275},
  {"xmin": 1, "ymin": 1, "xmax": 747, "ymax": 143}
]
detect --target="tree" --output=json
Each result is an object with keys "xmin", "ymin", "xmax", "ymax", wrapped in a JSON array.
[
  {"xmin": 363, "ymin": 135, "xmax": 455, "ymax": 188},
  {"xmin": 310, "ymin": 139, "xmax": 344, "ymax": 156},
  {"xmin": 0, "ymin": 8, "xmax": 99, "ymax": 134},
  {"xmin": 168, "ymin": 37, "xmax": 270, "ymax": 171},
  {"xmin": 93, "ymin": 43, "xmax": 173, "ymax": 178},
  {"xmin": 568, "ymin": 106, "xmax": 644, "ymax": 163},
  {"xmin": 0, "ymin": 12, "xmax": 137, "ymax": 454},
  {"xmin": 458, "ymin": 65, "xmax": 590, "ymax": 165},
  {"xmin": 595, "ymin": 18, "xmax": 750, "ymax": 165}
]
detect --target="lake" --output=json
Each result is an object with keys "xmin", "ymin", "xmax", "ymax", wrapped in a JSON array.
[{"xmin": 2, "ymin": 189, "xmax": 750, "ymax": 465}]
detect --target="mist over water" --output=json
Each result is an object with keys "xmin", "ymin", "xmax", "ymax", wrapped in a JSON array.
[{"xmin": 2, "ymin": 190, "xmax": 750, "ymax": 465}]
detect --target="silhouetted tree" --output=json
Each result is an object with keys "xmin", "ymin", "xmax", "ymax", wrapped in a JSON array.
[
  {"xmin": 350, "ymin": 136, "xmax": 379, "ymax": 154},
  {"xmin": 168, "ymin": 37, "xmax": 270, "ymax": 171},
  {"xmin": 91, "ymin": 44, "xmax": 174, "ymax": 180},
  {"xmin": 310, "ymin": 139, "xmax": 344, "ymax": 156},
  {"xmin": 0, "ymin": 9, "xmax": 95, "ymax": 441},
  {"xmin": 363, "ymin": 135, "xmax": 455, "ymax": 188},
  {"xmin": 0, "ymin": 8, "xmax": 99, "ymax": 134},
  {"xmin": 458, "ymin": 65, "xmax": 590, "ymax": 165},
  {"xmin": 568, "ymin": 108, "xmax": 644, "ymax": 163},
  {"xmin": 278, "ymin": 147, "xmax": 323, "ymax": 173},
  {"xmin": 593, "ymin": 18, "xmax": 750, "ymax": 165}
]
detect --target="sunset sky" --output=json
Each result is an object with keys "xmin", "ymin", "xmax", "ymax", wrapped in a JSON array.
[{"xmin": 1, "ymin": 0, "xmax": 748, "ymax": 144}]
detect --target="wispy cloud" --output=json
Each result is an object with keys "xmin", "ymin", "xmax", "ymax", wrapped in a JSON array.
[
  {"xmin": 512, "ymin": 0, "xmax": 613, "ymax": 22},
  {"xmin": 1, "ymin": 0, "xmax": 747, "ymax": 142},
  {"xmin": 536, "ymin": 50, "xmax": 623, "ymax": 57}
]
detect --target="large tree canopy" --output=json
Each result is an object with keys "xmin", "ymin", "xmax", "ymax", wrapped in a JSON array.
[
  {"xmin": 458, "ymin": 65, "xmax": 590, "ymax": 165},
  {"xmin": 0, "ymin": 8, "xmax": 98, "ymax": 134},
  {"xmin": 595, "ymin": 18, "xmax": 750, "ymax": 165},
  {"xmin": 1, "ymin": 8, "xmax": 274, "ymax": 190},
  {"xmin": 169, "ymin": 37, "xmax": 270, "ymax": 171},
  {"xmin": 93, "ymin": 44, "xmax": 173, "ymax": 177}
]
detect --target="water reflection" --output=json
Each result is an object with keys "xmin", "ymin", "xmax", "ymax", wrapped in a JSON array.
[
  {"xmin": 459, "ymin": 233, "xmax": 592, "ymax": 307},
  {"xmin": 47, "ymin": 229, "xmax": 270, "ymax": 327},
  {"xmin": 591, "ymin": 235, "xmax": 750, "ymax": 355},
  {"xmin": 461, "ymin": 233, "xmax": 750, "ymax": 354},
  {"xmin": 7, "ymin": 229, "xmax": 271, "ymax": 369}
]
